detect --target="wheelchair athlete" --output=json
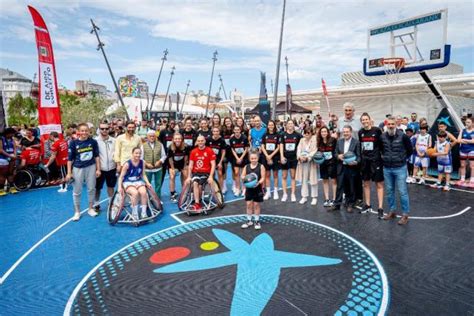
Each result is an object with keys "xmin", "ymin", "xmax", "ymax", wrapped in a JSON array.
[
  {"xmin": 186, "ymin": 135, "xmax": 216, "ymax": 212},
  {"xmin": 117, "ymin": 147, "xmax": 153, "ymax": 220}
]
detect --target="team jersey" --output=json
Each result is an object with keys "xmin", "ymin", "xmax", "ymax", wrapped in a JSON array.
[
  {"xmin": 222, "ymin": 128, "xmax": 234, "ymax": 147},
  {"xmin": 245, "ymin": 162, "xmax": 263, "ymax": 189},
  {"xmin": 229, "ymin": 135, "xmax": 249, "ymax": 157},
  {"xmin": 318, "ymin": 138, "xmax": 337, "ymax": 163},
  {"xmin": 207, "ymin": 137, "xmax": 226, "ymax": 162},
  {"xmin": 21, "ymin": 147, "xmax": 41, "ymax": 166},
  {"xmin": 180, "ymin": 129, "xmax": 197, "ymax": 147},
  {"xmin": 167, "ymin": 145, "xmax": 189, "ymax": 170},
  {"xmin": 197, "ymin": 129, "xmax": 212, "ymax": 143},
  {"xmin": 415, "ymin": 133, "xmax": 431, "ymax": 157},
  {"xmin": 0, "ymin": 136, "xmax": 15, "ymax": 160},
  {"xmin": 460, "ymin": 128, "xmax": 474, "ymax": 153},
  {"xmin": 123, "ymin": 159, "xmax": 144, "ymax": 182},
  {"xmin": 436, "ymin": 140, "xmax": 452, "ymax": 166},
  {"xmin": 189, "ymin": 146, "xmax": 216, "ymax": 173},
  {"xmin": 68, "ymin": 138, "xmax": 99, "ymax": 169},
  {"xmin": 280, "ymin": 131, "xmax": 302, "ymax": 160},
  {"xmin": 262, "ymin": 132, "xmax": 280, "ymax": 155},
  {"xmin": 358, "ymin": 127, "xmax": 383, "ymax": 161},
  {"xmin": 159, "ymin": 129, "xmax": 175, "ymax": 153},
  {"xmin": 250, "ymin": 127, "xmax": 267, "ymax": 149},
  {"xmin": 51, "ymin": 139, "xmax": 68, "ymax": 166}
]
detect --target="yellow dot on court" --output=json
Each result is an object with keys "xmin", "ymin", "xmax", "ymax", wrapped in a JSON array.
[{"xmin": 200, "ymin": 241, "xmax": 219, "ymax": 251}]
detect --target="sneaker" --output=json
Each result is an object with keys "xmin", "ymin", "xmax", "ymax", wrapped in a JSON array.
[
  {"xmin": 360, "ymin": 204, "xmax": 372, "ymax": 214},
  {"xmin": 170, "ymin": 196, "xmax": 178, "ymax": 203},
  {"xmin": 406, "ymin": 177, "xmax": 412, "ymax": 184},
  {"xmin": 241, "ymin": 189, "xmax": 246, "ymax": 196},
  {"xmin": 234, "ymin": 189, "xmax": 241, "ymax": 197},
  {"xmin": 254, "ymin": 221, "xmax": 261, "ymax": 230},
  {"xmin": 281, "ymin": 193, "xmax": 288, "ymax": 202},
  {"xmin": 132, "ymin": 209, "xmax": 139, "ymax": 220},
  {"xmin": 291, "ymin": 194, "xmax": 297, "ymax": 202},
  {"xmin": 383, "ymin": 212, "xmax": 396, "ymax": 220},
  {"xmin": 141, "ymin": 210, "xmax": 148, "ymax": 218},
  {"xmin": 273, "ymin": 190, "xmax": 279, "ymax": 200},
  {"xmin": 192, "ymin": 203, "xmax": 202, "ymax": 213},
  {"xmin": 430, "ymin": 182, "xmax": 442, "ymax": 189},
  {"xmin": 329, "ymin": 200, "xmax": 335, "ymax": 206},
  {"xmin": 0, "ymin": 190, "xmax": 7, "ymax": 197},
  {"xmin": 311, "ymin": 198, "xmax": 317, "ymax": 205},
  {"xmin": 323, "ymin": 199, "xmax": 330, "ymax": 207},
  {"xmin": 57, "ymin": 187, "xmax": 68, "ymax": 193},
  {"xmin": 455, "ymin": 179, "xmax": 466, "ymax": 187},
  {"xmin": 88, "ymin": 208, "xmax": 99, "ymax": 217},
  {"xmin": 72, "ymin": 212, "xmax": 81, "ymax": 221},
  {"xmin": 417, "ymin": 178, "xmax": 425, "ymax": 185},
  {"xmin": 94, "ymin": 204, "xmax": 101, "ymax": 212},
  {"xmin": 398, "ymin": 215, "xmax": 409, "ymax": 225},
  {"xmin": 241, "ymin": 221, "xmax": 253, "ymax": 229},
  {"xmin": 443, "ymin": 185, "xmax": 451, "ymax": 191},
  {"xmin": 299, "ymin": 197, "xmax": 307, "ymax": 204},
  {"xmin": 263, "ymin": 190, "xmax": 271, "ymax": 200},
  {"xmin": 469, "ymin": 181, "xmax": 474, "ymax": 188},
  {"xmin": 222, "ymin": 185, "xmax": 227, "ymax": 194},
  {"xmin": 9, "ymin": 187, "xmax": 19, "ymax": 194},
  {"xmin": 377, "ymin": 208, "xmax": 384, "ymax": 219}
]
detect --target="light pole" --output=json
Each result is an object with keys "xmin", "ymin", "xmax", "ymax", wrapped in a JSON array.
[
  {"xmin": 149, "ymin": 49, "xmax": 168, "ymax": 112},
  {"xmin": 205, "ymin": 50, "xmax": 218, "ymax": 117},
  {"xmin": 90, "ymin": 19, "xmax": 129, "ymax": 120},
  {"xmin": 218, "ymin": 74, "xmax": 228, "ymax": 100},
  {"xmin": 272, "ymin": 0, "xmax": 286, "ymax": 120},
  {"xmin": 162, "ymin": 66, "xmax": 175, "ymax": 111},
  {"xmin": 180, "ymin": 79, "xmax": 191, "ymax": 115}
]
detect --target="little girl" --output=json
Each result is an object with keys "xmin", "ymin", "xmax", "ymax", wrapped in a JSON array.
[
  {"xmin": 241, "ymin": 150, "xmax": 265, "ymax": 230},
  {"xmin": 118, "ymin": 147, "xmax": 152, "ymax": 220},
  {"xmin": 295, "ymin": 127, "xmax": 318, "ymax": 205}
]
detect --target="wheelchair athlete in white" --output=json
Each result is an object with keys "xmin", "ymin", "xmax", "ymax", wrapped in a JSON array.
[{"xmin": 117, "ymin": 147, "xmax": 152, "ymax": 220}]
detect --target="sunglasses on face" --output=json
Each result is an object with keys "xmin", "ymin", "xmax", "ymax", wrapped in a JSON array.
[{"xmin": 100, "ymin": 127, "xmax": 109, "ymax": 130}]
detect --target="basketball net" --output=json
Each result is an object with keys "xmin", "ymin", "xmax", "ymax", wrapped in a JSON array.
[{"xmin": 382, "ymin": 58, "xmax": 405, "ymax": 84}]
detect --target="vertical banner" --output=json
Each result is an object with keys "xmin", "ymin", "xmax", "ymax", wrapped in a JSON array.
[
  {"xmin": 258, "ymin": 72, "xmax": 270, "ymax": 125},
  {"xmin": 322, "ymin": 78, "xmax": 331, "ymax": 119},
  {"xmin": 28, "ymin": 6, "xmax": 62, "ymax": 139},
  {"xmin": 286, "ymin": 84, "xmax": 292, "ymax": 116}
]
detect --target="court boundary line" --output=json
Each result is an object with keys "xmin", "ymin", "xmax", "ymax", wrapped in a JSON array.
[
  {"xmin": 0, "ymin": 198, "xmax": 109, "ymax": 285},
  {"xmin": 367, "ymin": 206, "xmax": 471, "ymax": 219},
  {"xmin": 64, "ymin": 214, "xmax": 389, "ymax": 316}
]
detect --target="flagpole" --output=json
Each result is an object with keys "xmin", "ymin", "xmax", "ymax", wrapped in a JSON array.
[
  {"xmin": 322, "ymin": 78, "xmax": 332, "ymax": 120},
  {"xmin": 218, "ymin": 74, "xmax": 228, "ymax": 100},
  {"xmin": 90, "ymin": 19, "xmax": 129, "ymax": 120},
  {"xmin": 162, "ymin": 66, "xmax": 175, "ymax": 111},
  {"xmin": 205, "ymin": 50, "xmax": 218, "ymax": 117},
  {"xmin": 149, "ymin": 49, "xmax": 168, "ymax": 112},
  {"xmin": 180, "ymin": 80, "xmax": 190, "ymax": 115},
  {"xmin": 272, "ymin": 0, "xmax": 286, "ymax": 120},
  {"xmin": 285, "ymin": 56, "xmax": 291, "ymax": 119}
]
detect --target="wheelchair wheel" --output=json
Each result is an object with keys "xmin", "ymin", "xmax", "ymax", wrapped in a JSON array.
[
  {"xmin": 107, "ymin": 191, "xmax": 125, "ymax": 225},
  {"xmin": 147, "ymin": 187, "xmax": 163, "ymax": 212},
  {"xmin": 178, "ymin": 182, "xmax": 193, "ymax": 211},
  {"xmin": 13, "ymin": 169, "xmax": 34, "ymax": 191},
  {"xmin": 31, "ymin": 167, "xmax": 49, "ymax": 187},
  {"xmin": 210, "ymin": 180, "xmax": 225, "ymax": 209}
]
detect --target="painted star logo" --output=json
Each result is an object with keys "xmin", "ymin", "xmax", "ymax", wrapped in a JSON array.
[
  {"xmin": 437, "ymin": 116, "xmax": 452, "ymax": 127},
  {"xmin": 154, "ymin": 229, "xmax": 342, "ymax": 315}
]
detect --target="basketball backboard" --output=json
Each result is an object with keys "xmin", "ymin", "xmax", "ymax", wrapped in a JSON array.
[{"xmin": 364, "ymin": 9, "xmax": 450, "ymax": 76}]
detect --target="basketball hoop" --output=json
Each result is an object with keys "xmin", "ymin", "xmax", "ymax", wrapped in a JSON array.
[{"xmin": 382, "ymin": 57, "xmax": 405, "ymax": 84}]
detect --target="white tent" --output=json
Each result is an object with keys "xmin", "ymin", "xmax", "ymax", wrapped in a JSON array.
[{"xmin": 107, "ymin": 97, "xmax": 205, "ymax": 120}]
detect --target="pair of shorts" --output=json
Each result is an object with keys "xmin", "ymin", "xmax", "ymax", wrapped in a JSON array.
[
  {"xmin": 192, "ymin": 173, "xmax": 209, "ymax": 185},
  {"xmin": 319, "ymin": 162, "xmax": 336, "ymax": 179},
  {"xmin": 96, "ymin": 169, "xmax": 118, "ymax": 190},
  {"xmin": 231, "ymin": 158, "xmax": 248, "ymax": 168},
  {"xmin": 245, "ymin": 186, "xmax": 264, "ymax": 202},
  {"xmin": 262, "ymin": 157, "xmax": 280, "ymax": 171},
  {"xmin": 361, "ymin": 160, "xmax": 384, "ymax": 182},
  {"xmin": 280, "ymin": 159, "xmax": 298, "ymax": 170},
  {"xmin": 123, "ymin": 180, "xmax": 145, "ymax": 190},
  {"xmin": 414, "ymin": 156, "xmax": 430, "ymax": 168},
  {"xmin": 437, "ymin": 164, "xmax": 452, "ymax": 174},
  {"xmin": 460, "ymin": 151, "xmax": 474, "ymax": 160}
]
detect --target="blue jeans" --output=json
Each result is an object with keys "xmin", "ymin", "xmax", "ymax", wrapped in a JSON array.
[{"xmin": 383, "ymin": 165, "xmax": 410, "ymax": 214}]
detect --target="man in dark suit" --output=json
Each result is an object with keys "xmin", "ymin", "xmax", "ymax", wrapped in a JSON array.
[{"xmin": 330, "ymin": 125, "xmax": 361, "ymax": 212}]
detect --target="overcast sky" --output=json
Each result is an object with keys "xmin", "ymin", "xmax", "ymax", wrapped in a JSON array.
[{"xmin": 0, "ymin": 0, "xmax": 472, "ymax": 98}]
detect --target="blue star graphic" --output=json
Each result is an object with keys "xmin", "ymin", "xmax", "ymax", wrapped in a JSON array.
[
  {"xmin": 437, "ymin": 116, "xmax": 452, "ymax": 127},
  {"xmin": 154, "ymin": 229, "xmax": 342, "ymax": 315}
]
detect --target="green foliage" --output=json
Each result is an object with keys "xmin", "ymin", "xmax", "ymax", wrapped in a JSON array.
[
  {"xmin": 7, "ymin": 93, "xmax": 38, "ymax": 126},
  {"xmin": 60, "ymin": 94, "xmax": 113, "ymax": 128}
]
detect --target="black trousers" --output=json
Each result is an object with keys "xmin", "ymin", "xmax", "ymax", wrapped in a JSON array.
[{"xmin": 335, "ymin": 166, "xmax": 358, "ymax": 206}]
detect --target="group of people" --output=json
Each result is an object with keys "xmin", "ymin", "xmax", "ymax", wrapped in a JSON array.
[{"xmin": 1, "ymin": 102, "xmax": 473, "ymax": 227}]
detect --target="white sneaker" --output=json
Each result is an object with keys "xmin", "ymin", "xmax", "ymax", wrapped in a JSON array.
[
  {"xmin": 273, "ymin": 190, "xmax": 279, "ymax": 200},
  {"xmin": 311, "ymin": 198, "xmax": 317, "ymax": 205},
  {"xmin": 87, "ymin": 208, "xmax": 98, "ymax": 217},
  {"xmin": 291, "ymin": 194, "xmax": 297, "ymax": 202},
  {"xmin": 263, "ymin": 190, "xmax": 271, "ymax": 200},
  {"xmin": 299, "ymin": 197, "xmax": 307, "ymax": 204},
  {"xmin": 418, "ymin": 178, "xmax": 425, "ymax": 185},
  {"xmin": 222, "ymin": 186, "xmax": 227, "ymax": 194},
  {"xmin": 241, "ymin": 189, "xmax": 246, "ymax": 196},
  {"xmin": 141, "ymin": 210, "xmax": 148, "ymax": 218},
  {"xmin": 57, "ymin": 187, "xmax": 67, "ymax": 193},
  {"xmin": 406, "ymin": 177, "xmax": 412, "ymax": 184},
  {"xmin": 132, "ymin": 210, "xmax": 139, "ymax": 221},
  {"xmin": 241, "ymin": 221, "xmax": 253, "ymax": 229},
  {"xmin": 281, "ymin": 193, "xmax": 288, "ymax": 202},
  {"xmin": 72, "ymin": 212, "xmax": 81, "ymax": 221},
  {"xmin": 235, "ymin": 189, "xmax": 240, "ymax": 196},
  {"xmin": 254, "ymin": 221, "xmax": 261, "ymax": 230}
]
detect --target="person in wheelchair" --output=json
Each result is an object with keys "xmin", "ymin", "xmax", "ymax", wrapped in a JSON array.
[
  {"xmin": 186, "ymin": 135, "xmax": 216, "ymax": 212},
  {"xmin": 19, "ymin": 146, "xmax": 41, "ymax": 170},
  {"xmin": 117, "ymin": 147, "xmax": 153, "ymax": 220}
]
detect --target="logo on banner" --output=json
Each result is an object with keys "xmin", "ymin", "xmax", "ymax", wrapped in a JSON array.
[
  {"xmin": 39, "ymin": 46, "xmax": 49, "ymax": 57},
  {"xmin": 39, "ymin": 62, "xmax": 57, "ymax": 108}
]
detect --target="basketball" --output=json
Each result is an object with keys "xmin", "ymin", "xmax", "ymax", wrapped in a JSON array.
[
  {"xmin": 426, "ymin": 148, "xmax": 437, "ymax": 157},
  {"xmin": 243, "ymin": 173, "xmax": 258, "ymax": 188},
  {"xmin": 343, "ymin": 151, "xmax": 357, "ymax": 164},
  {"xmin": 312, "ymin": 152, "xmax": 325, "ymax": 164}
]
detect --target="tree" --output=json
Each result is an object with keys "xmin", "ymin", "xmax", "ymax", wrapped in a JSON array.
[
  {"xmin": 7, "ymin": 93, "xmax": 38, "ymax": 127},
  {"xmin": 60, "ymin": 94, "xmax": 113, "ymax": 128}
]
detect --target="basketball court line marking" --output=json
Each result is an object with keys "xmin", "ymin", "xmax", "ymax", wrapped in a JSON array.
[
  {"xmin": 0, "ymin": 198, "xmax": 110, "ymax": 285},
  {"xmin": 367, "ymin": 206, "xmax": 471, "ymax": 220},
  {"xmin": 64, "ymin": 214, "xmax": 390, "ymax": 316}
]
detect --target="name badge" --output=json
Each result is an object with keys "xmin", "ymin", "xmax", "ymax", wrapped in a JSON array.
[
  {"xmin": 362, "ymin": 142, "xmax": 373, "ymax": 151},
  {"xmin": 323, "ymin": 151, "xmax": 333, "ymax": 160},
  {"xmin": 212, "ymin": 148, "xmax": 220, "ymax": 155},
  {"xmin": 285, "ymin": 143, "xmax": 295, "ymax": 151},
  {"xmin": 235, "ymin": 147, "xmax": 244, "ymax": 154},
  {"xmin": 266, "ymin": 143, "xmax": 276, "ymax": 151},
  {"xmin": 184, "ymin": 139, "xmax": 193, "ymax": 146}
]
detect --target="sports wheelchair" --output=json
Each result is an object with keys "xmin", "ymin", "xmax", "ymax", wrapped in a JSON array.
[
  {"xmin": 107, "ymin": 186, "xmax": 163, "ymax": 227},
  {"xmin": 13, "ymin": 165, "xmax": 49, "ymax": 191},
  {"xmin": 178, "ymin": 178, "xmax": 224, "ymax": 215}
]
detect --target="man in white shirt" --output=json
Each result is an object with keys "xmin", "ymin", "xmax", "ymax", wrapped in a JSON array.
[
  {"xmin": 338, "ymin": 102, "xmax": 362, "ymax": 140},
  {"xmin": 94, "ymin": 121, "xmax": 117, "ymax": 212}
]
